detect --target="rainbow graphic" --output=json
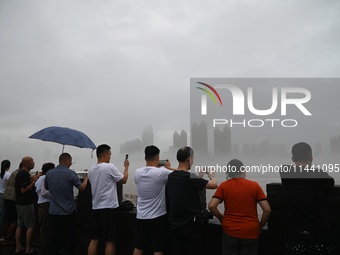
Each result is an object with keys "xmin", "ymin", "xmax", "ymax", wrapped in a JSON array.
[{"xmin": 196, "ymin": 82, "xmax": 223, "ymax": 106}]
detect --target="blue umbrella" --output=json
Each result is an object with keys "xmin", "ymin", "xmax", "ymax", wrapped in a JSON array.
[{"xmin": 29, "ymin": 126, "xmax": 96, "ymax": 152}]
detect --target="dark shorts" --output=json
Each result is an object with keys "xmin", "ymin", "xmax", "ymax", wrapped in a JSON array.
[
  {"xmin": 16, "ymin": 204, "xmax": 36, "ymax": 228},
  {"xmin": 90, "ymin": 208, "xmax": 119, "ymax": 241},
  {"xmin": 222, "ymin": 232, "xmax": 258, "ymax": 255},
  {"xmin": 134, "ymin": 214, "xmax": 169, "ymax": 252}
]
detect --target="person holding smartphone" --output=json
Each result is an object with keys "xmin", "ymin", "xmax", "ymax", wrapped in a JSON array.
[
  {"xmin": 133, "ymin": 145, "xmax": 172, "ymax": 255},
  {"xmin": 88, "ymin": 144, "xmax": 129, "ymax": 255}
]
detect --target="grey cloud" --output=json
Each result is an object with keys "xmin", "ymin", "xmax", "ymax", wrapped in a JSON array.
[{"xmin": 0, "ymin": 0, "xmax": 339, "ymax": 172}]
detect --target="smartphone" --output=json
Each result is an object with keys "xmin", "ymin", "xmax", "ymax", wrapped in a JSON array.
[
  {"xmin": 158, "ymin": 159, "xmax": 167, "ymax": 167},
  {"xmin": 124, "ymin": 154, "xmax": 129, "ymax": 163}
]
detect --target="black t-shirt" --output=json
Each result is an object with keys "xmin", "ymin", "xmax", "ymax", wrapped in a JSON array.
[
  {"xmin": 167, "ymin": 170, "xmax": 208, "ymax": 230},
  {"xmin": 15, "ymin": 169, "xmax": 36, "ymax": 205},
  {"xmin": 280, "ymin": 166, "xmax": 334, "ymax": 241}
]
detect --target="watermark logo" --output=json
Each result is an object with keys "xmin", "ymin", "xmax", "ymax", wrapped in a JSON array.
[
  {"xmin": 198, "ymin": 84, "xmax": 311, "ymax": 116},
  {"xmin": 196, "ymin": 82, "xmax": 223, "ymax": 115},
  {"xmin": 193, "ymin": 80, "xmax": 312, "ymax": 128},
  {"xmin": 190, "ymin": 78, "xmax": 339, "ymax": 163}
]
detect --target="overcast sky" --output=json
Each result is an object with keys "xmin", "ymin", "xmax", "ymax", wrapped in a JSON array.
[{"xmin": 1, "ymin": 0, "xmax": 340, "ymax": 171}]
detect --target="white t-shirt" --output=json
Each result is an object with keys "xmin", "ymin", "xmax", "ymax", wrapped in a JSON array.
[
  {"xmin": 35, "ymin": 175, "xmax": 50, "ymax": 204},
  {"xmin": 0, "ymin": 171, "xmax": 11, "ymax": 193},
  {"xmin": 134, "ymin": 166, "xmax": 172, "ymax": 219},
  {"xmin": 88, "ymin": 163, "xmax": 123, "ymax": 210}
]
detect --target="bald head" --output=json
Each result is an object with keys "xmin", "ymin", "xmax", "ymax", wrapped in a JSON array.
[{"xmin": 21, "ymin": 156, "xmax": 35, "ymax": 171}]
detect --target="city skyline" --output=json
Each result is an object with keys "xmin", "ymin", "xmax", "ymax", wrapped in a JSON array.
[{"xmin": 118, "ymin": 123, "xmax": 338, "ymax": 158}]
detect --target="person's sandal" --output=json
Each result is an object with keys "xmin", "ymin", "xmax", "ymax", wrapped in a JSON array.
[{"xmin": 25, "ymin": 247, "xmax": 37, "ymax": 254}]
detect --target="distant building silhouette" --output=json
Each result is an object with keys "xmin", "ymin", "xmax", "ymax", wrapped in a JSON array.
[
  {"xmin": 213, "ymin": 126, "xmax": 231, "ymax": 155},
  {"xmin": 191, "ymin": 121, "xmax": 208, "ymax": 155},
  {"xmin": 330, "ymin": 136, "xmax": 340, "ymax": 154},
  {"xmin": 170, "ymin": 130, "xmax": 187, "ymax": 152},
  {"xmin": 120, "ymin": 126, "xmax": 154, "ymax": 154},
  {"xmin": 142, "ymin": 126, "xmax": 154, "ymax": 148},
  {"xmin": 120, "ymin": 138, "xmax": 142, "ymax": 154}
]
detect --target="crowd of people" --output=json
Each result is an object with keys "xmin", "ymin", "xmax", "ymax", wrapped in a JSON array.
[{"xmin": 0, "ymin": 142, "xmax": 337, "ymax": 255}]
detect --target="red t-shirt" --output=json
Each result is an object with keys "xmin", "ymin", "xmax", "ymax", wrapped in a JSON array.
[{"xmin": 213, "ymin": 178, "xmax": 267, "ymax": 239}]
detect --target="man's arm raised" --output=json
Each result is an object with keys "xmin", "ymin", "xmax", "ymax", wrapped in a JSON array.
[
  {"xmin": 119, "ymin": 159, "xmax": 130, "ymax": 184},
  {"xmin": 205, "ymin": 169, "xmax": 218, "ymax": 189}
]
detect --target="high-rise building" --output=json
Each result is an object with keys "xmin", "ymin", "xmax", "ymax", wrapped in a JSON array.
[
  {"xmin": 213, "ymin": 125, "xmax": 231, "ymax": 155},
  {"xmin": 170, "ymin": 130, "xmax": 188, "ymax": 152},
  {"xmin": 142, "ymin": 126, "xmax": 154, "ymax": 148},
  {"xmin": 174, "ymin": 130, "xmax": 187, "ymax": 148},
  {"xmin": 191, "ymin": 121, "xmax": 208, "ymax": 155},
  {"xmin": 173, "ymin": 131, "xmax": 180, "ymax": 148}
]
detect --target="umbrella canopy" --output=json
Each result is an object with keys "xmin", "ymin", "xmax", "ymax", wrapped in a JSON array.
[{"xmin": 29, "ymin": 126, "xmax": 96, "ymax": 152}]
